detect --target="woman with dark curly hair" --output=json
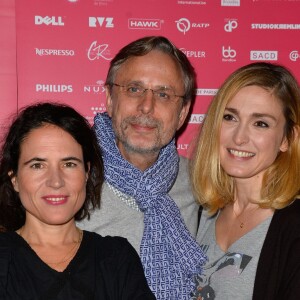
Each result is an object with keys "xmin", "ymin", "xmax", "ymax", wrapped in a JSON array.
[{"xmin": 0, "ymin": 102, "xmax": 155, "ymax": 299}]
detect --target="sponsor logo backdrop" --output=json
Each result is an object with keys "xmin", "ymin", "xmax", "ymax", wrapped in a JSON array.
[{"xmin": 12, "ymin": 0, "xmax": 300, "ymax": 157}]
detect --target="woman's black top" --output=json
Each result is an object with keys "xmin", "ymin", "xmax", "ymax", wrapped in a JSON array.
[{"xmin": 0, "ymin": 230, "xmax": 156, "ymax": 299}]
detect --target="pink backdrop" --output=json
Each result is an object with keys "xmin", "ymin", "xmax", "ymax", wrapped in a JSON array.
[{"xmin": 1, "ymin": 0, "xmax": 300, "ymax": 156}]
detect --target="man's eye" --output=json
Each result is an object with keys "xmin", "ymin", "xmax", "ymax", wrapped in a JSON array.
[
  {"xmin": 157, "ymin": 91, "xmax": 170, "ymax": 99},
  {"xmin": 127, "ymin": 86, "xmax": 141, "ymax": 94}
]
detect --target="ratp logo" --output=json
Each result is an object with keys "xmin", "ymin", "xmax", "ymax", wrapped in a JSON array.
[
  {"xmin": 176, "ymin": 18, "xmax": 191, "ymax": 34},
  {"xmin": 35, "ymin": 16, "xmax": 64, "ymax": 26},
  {"xmin": 89, "ymin": 17, "xmax": 114, "ymax": 28}
]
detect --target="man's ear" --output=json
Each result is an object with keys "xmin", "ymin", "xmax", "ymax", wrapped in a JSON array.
[
  {"xmin": 105, "ymin": 85, "xmax": 113, "ymax": 117},
  {"xmin": 8, "ymin": 171, "xmax": 19, "ymax": 192},
  {"xmin": 177, "ymin": 101, "xmax": 191, "ymax": 130}
]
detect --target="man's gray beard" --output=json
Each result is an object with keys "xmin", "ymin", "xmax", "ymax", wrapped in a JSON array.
[{"xmin": 113, "ymin": 115, "xmax": 163, "ymax": 155}]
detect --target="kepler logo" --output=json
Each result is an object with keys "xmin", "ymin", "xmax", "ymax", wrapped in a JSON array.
[
  {"xmin": 89, "ymin": 17, "xmax": 114, "ymax": 28},
  {"xmin": 222, "ymin": 46, "xmax": 237, "ymax": 62},
  {"xmin": 224, "ymin": 20, "xmax": 238, "ymax": 32},
  {"xmin": 176, "ymin": 18, "xmax": 209, "ymax": 35},
  {"xmin": 35, "ymin": 48, "xmax": 75, "ymax": 56},
  {"xmin": 35, "ymin": 16, "xmax": 64, "ymax": 26},
  {"xmin": 189, "ymin": 114, "xmax": 206, "ymax": 124},
  {"xmin": 128, "ymin": 19, "xmax": 162, "ymax": 30},
  {"xmin": 250, "ymin": 51, "xmax": 278, "ymax": 61},
  {"xmin": 36, "ymin": 84, "xmax": 73, "ymax": 93},
  {"xmin": 290, "ymin": 51, "xmax": 299, "ymax": 62},
  {"xmin": 180, "ymin": 48, "xmax": 205, "ymax": 58}
]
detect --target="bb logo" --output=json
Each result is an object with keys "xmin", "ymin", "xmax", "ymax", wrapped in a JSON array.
[
  {"xmin": 224, "ymin": 20, "xmax": 238, "ymax": 32},
  {"xmin": 175, "ymin": 18, "xmax": 191, "ymax": 35},
  {"xmin": 89, "ymin": 17, "xmax": 114, "ymax": 28},
  {"xmin": 290, "ymin": 51, "xmax": 299, "ymax": 61},
  {"xmin": 222, "ymin": 46, "xmax": 236, "ymax": 58},
  {"xmin": 35, "ymin": 16, "xmax": 64, "ymax": 26}
]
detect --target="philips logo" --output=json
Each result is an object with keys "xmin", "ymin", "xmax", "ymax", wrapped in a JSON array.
[
  {"xmin": 35, "ymin": 48, "xmax": 75, "ymax": 56},
  {"xmin": 36, "ymin": 84, "xmax": 73, "ymax": 93},
  {"xmin": 35, "ymin": 16, "xmax": 64, "ymax": 26},
  {"xmin": 128, "ymin": 19, "xmax": 162, "ymax": 30},
  {"xmin": 89, "ymin": 17, "xmax": 114, "ymax": 28},
  {"xmin": 250, "ymin": 51, "xmax": 278, "ymax": 61}
]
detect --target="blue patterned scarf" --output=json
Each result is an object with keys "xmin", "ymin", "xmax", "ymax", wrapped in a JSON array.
[{"xmin": 94, "ymin": 112, "xmax": 206, "ymax": 300}]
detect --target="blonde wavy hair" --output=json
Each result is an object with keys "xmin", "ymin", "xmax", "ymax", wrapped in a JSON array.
[{"xmin": 190, "ymin": 62, "xmax": 300, "ymax": 215}]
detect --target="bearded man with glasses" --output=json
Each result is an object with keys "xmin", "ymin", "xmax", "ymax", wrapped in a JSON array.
[{"xmin": 79, "ymin": 36, "xmax": 207, "ymax": 300}]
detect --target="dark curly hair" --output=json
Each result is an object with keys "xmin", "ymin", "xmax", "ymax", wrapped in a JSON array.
[{"xmin": 0, "ymin": 102, "xmax": 104, "ymax": 231}]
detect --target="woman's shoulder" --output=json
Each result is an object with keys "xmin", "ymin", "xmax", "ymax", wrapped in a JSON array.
[
  {"xmin": 0, "ymin": 231, "xmax": 20, "ymax": 248},
  {"xmin": 83, "ymin": 231, "xmax": 136, "ymax": 255}
]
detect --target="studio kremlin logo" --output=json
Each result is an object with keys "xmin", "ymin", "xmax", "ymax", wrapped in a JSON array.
[
  {"xmin": 290, "ymin": 51, "xmax": 299, "ymax": 62},
  {"xmin": 35, "ymin": 16, "xmax": 64, "ymax": 26},
  {"xmin": 89, "ymin": 17, "xmax": 114, "ymax": 28},
  {"xmin": 176, "ymin": 18, "xmax": 209, "ymax": 35},
  {"xmin": 224, "ymin": 19, "xmax": 238, "ymax": 32},
  {"xmin": 36, "ymin": 84, "xmax": 73, "ymax": 93},
  {"xmin": 87, "ymin": 41, "xmax": 112, "ymax": 61},
  {"xmin": 128, "ymin": 19, "xmax": 163, "ymax": 30},
  {"xmin": 251, "ymin": 23, "xmax": 300, "ymax": 30},
  {"xmin": 250, "ymin": 51, "xmax": 278, "ymax": 61},
  {"xmin": 222, "ymin": 46, "xmax": 237, "ymax": 62}
]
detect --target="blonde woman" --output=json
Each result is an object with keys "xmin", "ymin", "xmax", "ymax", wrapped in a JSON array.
[{"xmin": 190, "ymin": 62, "xmax": 300, "ymax": 299}]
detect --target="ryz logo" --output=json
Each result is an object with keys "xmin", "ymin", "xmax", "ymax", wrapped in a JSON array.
[{"xmin": 89, "ymin": 17, "xmax": 114, "ymax": 28}]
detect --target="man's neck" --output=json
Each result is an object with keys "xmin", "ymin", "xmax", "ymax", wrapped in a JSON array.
[{"xmin": 121, "ymin": 150, "xmax": 159, "ymax": 171}]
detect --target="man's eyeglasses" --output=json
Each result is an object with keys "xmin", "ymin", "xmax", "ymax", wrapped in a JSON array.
[{"xmin": 112, "ymin": 83, "xmax": 185, "ymax": 102}]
